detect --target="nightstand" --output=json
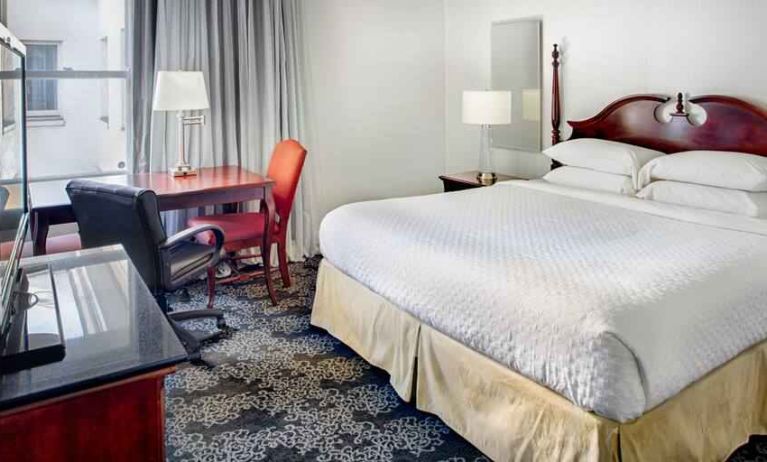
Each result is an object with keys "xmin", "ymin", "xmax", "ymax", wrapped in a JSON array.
[{"xmin": 438, "ymin": 171, "xmax": 523, "ymax": 192}]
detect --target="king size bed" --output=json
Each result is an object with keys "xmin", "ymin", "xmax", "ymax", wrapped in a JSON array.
[{"xmin": 311, "ymin": 46, "xmax": 767, "ymax": 461}]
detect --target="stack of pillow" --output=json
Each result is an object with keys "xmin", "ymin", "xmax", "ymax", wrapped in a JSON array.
[
  {"xmin": 635, "ymin": 151, "xmax": 767, "ymax": 217},
  {"xmin": 542, "ymin": 139, "xmax": 663, "ymax": 195},
  {"xmin": 542, "ymin": 138, "xmax": 767, "ymax": 218}
]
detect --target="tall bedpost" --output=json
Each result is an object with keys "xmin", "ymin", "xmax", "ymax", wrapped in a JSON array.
[{"xmin": 551, "ymin": 44, "xmax": 562, "ymax": 146}]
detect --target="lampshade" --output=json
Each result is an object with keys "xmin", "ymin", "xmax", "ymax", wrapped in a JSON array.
[
  {"xmin": 152, "ymin": 71, "xmax": 210, "ymax": 111},
  {"xmin": 462, "ymin": 90, "xmax": 511, "ymax": 125}
]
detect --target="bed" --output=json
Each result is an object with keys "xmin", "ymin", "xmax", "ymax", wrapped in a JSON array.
[{"xmin": 311, "ymin": 46, "xmax": 767, "ymax": 461}]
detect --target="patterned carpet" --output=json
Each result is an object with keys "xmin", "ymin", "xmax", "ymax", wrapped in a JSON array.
[
  {"xmin": 729, "ymin": 436, "xmax": 767, "ymax": 462},
  {"xmin": 165, "ymin": 258, "xmax": 487, "ymax": 461},
  {"xmin": 166, "ymin": 257, "xmax": 763, "ymax": 462}
]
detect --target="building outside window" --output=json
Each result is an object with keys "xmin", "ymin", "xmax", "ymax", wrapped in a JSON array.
[
  {"xmin": 5, "ymin": 0, "xmax": 128, "ymax": 180},
  {"xmin": 26, "ymin": 42, "xmax": 60, "ymax": 122}
]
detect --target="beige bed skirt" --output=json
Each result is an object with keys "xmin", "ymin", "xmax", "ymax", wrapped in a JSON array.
[{"xmin": 311, "ymin": 260, "xmax": 767, "ymax": 461}]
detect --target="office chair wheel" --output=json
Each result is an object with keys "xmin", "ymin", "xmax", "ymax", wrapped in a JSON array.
[
  {"xmin": 178, "ymin": 288, "xmax": 191, "ymax": 303},
  {"xmin": 186, "ymin": 349, "xmax": 202, "ymax": 363}
]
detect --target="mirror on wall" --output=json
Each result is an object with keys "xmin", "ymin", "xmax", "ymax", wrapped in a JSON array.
[{"xmin": 491, "ymin": 18, "xmax": 542, "ymax": 152}]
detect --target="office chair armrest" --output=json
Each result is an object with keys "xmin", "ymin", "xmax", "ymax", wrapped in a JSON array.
[
  {"xmin": 158, "ymin": 224, "xmax": 225, "ymax": 293},
  {"xmin": 161, "ymin": 224, "xmax": 225, "ymax": 255}
]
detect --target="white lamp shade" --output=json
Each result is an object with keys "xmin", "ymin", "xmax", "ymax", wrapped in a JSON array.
[
  {"xmin": 462, "ymin": 90, "xmax": 511, "ymax": 125},
  {"xmin": 152, "ymin": 71, "xmax": 210, "ymax": 111}
]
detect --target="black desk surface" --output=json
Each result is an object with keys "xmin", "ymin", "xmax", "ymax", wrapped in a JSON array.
[{"xmin": 0, "ymin": 246, "xmax": 187, "ymax": 411}]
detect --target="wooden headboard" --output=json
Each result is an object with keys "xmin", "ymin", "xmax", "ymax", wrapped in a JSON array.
[{"xmin": 549, "ymin": 45, "xmax": 767, "ymax": 157}]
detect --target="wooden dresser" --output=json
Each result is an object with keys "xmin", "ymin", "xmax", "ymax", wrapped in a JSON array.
[{"xmin": 0, "ymin": 247, "xmax": 187, "ymax": 462}]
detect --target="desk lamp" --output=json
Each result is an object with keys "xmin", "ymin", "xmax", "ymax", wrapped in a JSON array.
[{"xmin": 152, "ymin": 71, "xmax": 209, "ymax": 177}]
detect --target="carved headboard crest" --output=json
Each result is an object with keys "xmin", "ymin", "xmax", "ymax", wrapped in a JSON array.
[{"xmin": 549, "ymin": 45, "xmax": 767, "ymax": 157}]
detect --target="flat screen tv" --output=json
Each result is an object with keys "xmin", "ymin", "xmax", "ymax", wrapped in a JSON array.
[{"xmin": 0, "ymin": 21, "xmax": 28, "ymax": 342}]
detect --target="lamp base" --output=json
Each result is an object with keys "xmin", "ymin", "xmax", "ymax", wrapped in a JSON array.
[
  {"xmin": 170, "ymin": 164, "xmax": 198, "ymax": 177},
  {"xmin": 476, "ymin": 171, "xmax": 497, "ymax": 185}
]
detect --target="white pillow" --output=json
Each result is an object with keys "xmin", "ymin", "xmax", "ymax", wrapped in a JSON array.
[
  {"xmin": 637, "ymin": 181, "xmax": 767, "ymax": 217},
  {"xmin": 638, "ymin": 150, "xmax": 767, "ymax": 191},
  {"xmin": 543, "ymin": 139, "xmax": 665, "ymax": 177},
  {"xmin": 542, "ymin": 166, "xmax": 636, "ymax": 195}
]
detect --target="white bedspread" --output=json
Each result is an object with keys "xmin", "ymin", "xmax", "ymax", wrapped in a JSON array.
[{"xmin": 318, "ymin": 181, "xmax": 767, "ymax": 422}]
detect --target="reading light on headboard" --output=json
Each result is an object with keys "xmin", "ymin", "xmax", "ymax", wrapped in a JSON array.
[{"xmin": 670, "ymin": 93, "xmax": 689, "ymax": 119}]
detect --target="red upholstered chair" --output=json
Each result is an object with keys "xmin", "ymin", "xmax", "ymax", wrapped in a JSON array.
[{"xmin": 188, "ymin": 140, "xmax": 307, "ymax": 306}]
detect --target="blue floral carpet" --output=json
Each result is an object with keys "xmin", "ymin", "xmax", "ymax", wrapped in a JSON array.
[{"xmin": 165, "ymin": 258, "xmax": 487, "ymax": 461}]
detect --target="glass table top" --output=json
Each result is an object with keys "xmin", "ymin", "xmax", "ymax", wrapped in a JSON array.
[{"xmin": 0, "ymin": 245, "xmax": 187, "ymax": 410}]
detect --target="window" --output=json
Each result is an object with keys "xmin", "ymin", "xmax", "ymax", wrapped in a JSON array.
[
  {"xmin": 25, "ymin": 42, "xmax": 61, "ymax": 122},
  {"xmin": 6, "ymin": 0, "xmax": 128, "ymax": 180}
]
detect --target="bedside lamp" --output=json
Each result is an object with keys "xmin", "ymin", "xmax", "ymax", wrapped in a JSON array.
[
  {"xmin": 152, "ymin": 71, "xmax": 210, "ymax": 177},
  {"xmin": 462, "ymin": 90, "xmax": 511, "ymax": 184}
]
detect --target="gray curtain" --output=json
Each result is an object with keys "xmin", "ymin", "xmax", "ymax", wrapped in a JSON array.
[
  {"xmin": 130, "ymin": 0, "xmax": 316, "ymax": 259},
  {"xmin": 127, "ymin": 0, "xmax": 158, "ymax": 175}
]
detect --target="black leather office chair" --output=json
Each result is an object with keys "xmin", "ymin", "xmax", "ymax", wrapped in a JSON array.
[{"xmin": 66, "ymin": 179, "xmax": 227, "ymax": 359}]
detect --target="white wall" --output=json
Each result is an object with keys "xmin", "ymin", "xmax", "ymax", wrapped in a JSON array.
[
  {"xmin": 299, "ymin": 0, "xmax": 766, "ymax": 242},
  {"xmin": 300, "ymin": 0, "xmax": 446, "ymax": 222},
  {"xmin": 445, "ymin": 0, "xmax": 767, "ymax": 179}
]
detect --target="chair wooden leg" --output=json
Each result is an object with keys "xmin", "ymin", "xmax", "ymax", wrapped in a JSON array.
[
  {"xmin": 278, "ymin": 239, "xmax": 291, "ymax": 288},
  {"xmin": 207, "ymin": 266, "xmax": 216, "ymax": 309},
  {"xmin": 261, "ymin": 244, "xmax": 278, "ymax": 306}
]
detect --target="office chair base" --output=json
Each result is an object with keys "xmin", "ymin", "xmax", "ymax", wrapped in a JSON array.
[
  {"xmin": 168, "ymin": 308, "xmax": 227, "ymax": 359},
  {"xmin": 170, "ymin": 308, "xmax": 225, "ymax": 323},
  {"xmin": 178, "ymin": 288, "xmax": 191, "ymax": 303}
]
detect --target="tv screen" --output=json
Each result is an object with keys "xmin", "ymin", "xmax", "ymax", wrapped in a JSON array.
[{"xmin": 0, "ymin": 23, "xmax": 28, "ymax": 340}]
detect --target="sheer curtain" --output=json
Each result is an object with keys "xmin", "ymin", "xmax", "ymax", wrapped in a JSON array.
[{"xmin": 129, "ymin": 0, "xmax": 316, "ymax": 259}]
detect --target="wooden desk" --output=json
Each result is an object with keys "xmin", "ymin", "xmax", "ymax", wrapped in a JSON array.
[{"xmin": 29, "ymin": 166, "xmax": 278, "ymax": 303}]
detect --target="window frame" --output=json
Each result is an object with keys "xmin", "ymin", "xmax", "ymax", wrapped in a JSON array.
[
  {"xmin": 23, "ymin": 54, "xmax": 129, "ymax": 129},
  {"xmin": 99, "ymin": 36, "xmax": 109, "ymax": 126}
]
